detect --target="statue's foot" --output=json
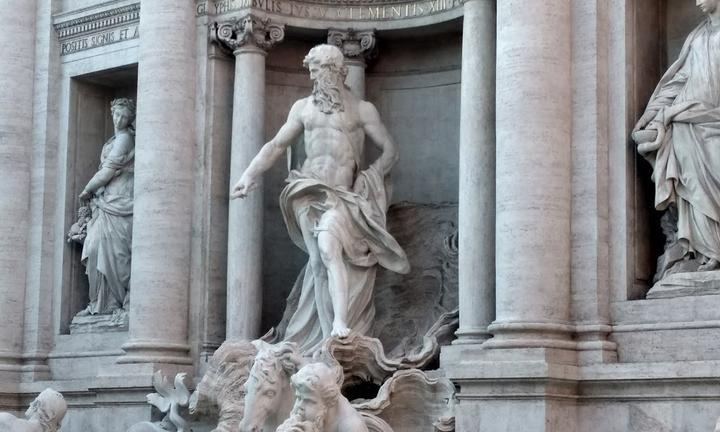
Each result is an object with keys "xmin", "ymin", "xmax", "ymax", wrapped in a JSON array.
[
  {"xmin": 75, "ymin": 306, "xmax": 93, "ymax": 317},
  {"xmin": 331, "ymin": 322, "xmax": 351, "ymax": 338},
  {"xmin": 699, "ymin": 258, "xmax": 720, "ymax": 272}
]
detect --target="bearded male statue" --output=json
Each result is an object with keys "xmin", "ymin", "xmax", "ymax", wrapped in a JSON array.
[
  {"xmin": 232, "ymin": 44, "xmax": 410, "ymax": 353},
  {"xmin": 0, "ymin": 389, "xmax": 67, "ymax": 432},
  {"xmin": 275, "ymin": 363, "xmax": 367, "ymax": 432}
]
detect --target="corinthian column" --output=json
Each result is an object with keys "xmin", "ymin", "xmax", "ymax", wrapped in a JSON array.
[
  {"xmin": 212, "ymin": 15, "xmax": 284, "ymax": 341},
  {"xmin": 454, "ymin": 0, "xmax": 496, "ymax": 345},
  {"xmin": 118, "ymin": 1, "xmax": 196, "ymax": 365},
  {"xmin": 327, "ymin": 29, "xmax": 376, "ymax": 99},
  {"xmin": 0, "ymin": 0, "xmax": 35, "ymax": 381},
  {"xmin": 486, "ymin": 0, "xmax": 573, "ymax": 349}
]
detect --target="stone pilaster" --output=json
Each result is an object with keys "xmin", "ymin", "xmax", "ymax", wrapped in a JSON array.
[
  {"xmin": 453, "ymin": 0, "xmax": 496, "ymax": 345},
  {"xmin": 211, "ymin": 15, "xmax": 284, "ymax": 341},
  {"xmin": 0, "ymin": 0, "xmax": 36, "ymax": 381},
  {"xmin": 327, "ymin": 28, "xmax": 376, "ymax": 99},
  {"xmin": 486, "ymin": 0, "xmax": 574, "ymax": 350},
  {"xmin": 118, "ymin": 1, "xmax": 197, "ymax": 366}
]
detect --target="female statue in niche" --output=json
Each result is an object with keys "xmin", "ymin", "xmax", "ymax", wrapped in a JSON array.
[
  {"xmin": 74, "ymin": 98, "xmax": 135, "ymax": 318},
  {"xmin": 633, "ymin": 0, "xmax": 720, "ymax": 281}
]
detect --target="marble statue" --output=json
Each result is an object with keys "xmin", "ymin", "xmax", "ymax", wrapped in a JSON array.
[
  {"xmin": 633, "ymin": 0, "xmax": 720, "ymax": 280},
  {"xmin": 75, "ymin": 98, "xmax": 135, "ymax": 317},
  {"xmin": 128, "ymin": 372, "xmax": 192, "ymax": 432},
  {"xmin": 0, "ymin": 389, "xmax": 66, "ymax": 432},
  {"xmin": 231, "ymin": 44, "xmax": 410, "ymax": 353},
  {"xmin": 276, "ymin": 362, "xmax": 368, "ymax": 432},
  {"xmin": 238, "ymin": 341, "xmax": 304, "ymax": 432},
  {"xmin": 189, "ymin": 341, "xmax": 258, "ymax": 432}
]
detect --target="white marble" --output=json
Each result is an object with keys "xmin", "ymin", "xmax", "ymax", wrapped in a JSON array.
[
  {"xmin": 232, "ymin": 44, "xmax": 409, "ymax": 353},
  {"xmin": 634, "ymin": 1, "xmax": 720, "ymax": 285},
  {"xmin": 0, "ymin": 389, "xmax": 66, "ymax": 432}
]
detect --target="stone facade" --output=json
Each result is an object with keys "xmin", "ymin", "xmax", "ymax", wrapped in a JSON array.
[{"xmin": 1, "ymin": 0, "xmax": 720, "ymax": 431}]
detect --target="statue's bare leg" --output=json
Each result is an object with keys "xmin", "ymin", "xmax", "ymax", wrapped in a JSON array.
[
  {"xmin": 317, "ymin": 230, "xmax": 350, "ymax": 338},
  {"xmin": 297, "ymin": 211, "xmax": 333, "ymax": 336}
]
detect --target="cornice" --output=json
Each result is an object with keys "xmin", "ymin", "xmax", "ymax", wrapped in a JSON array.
[{"xmin": 53, "ymin": 3, "xmax": 140, "ymax": 41}]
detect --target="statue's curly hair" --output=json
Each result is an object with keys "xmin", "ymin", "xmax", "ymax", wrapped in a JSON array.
[
  {"xmin": 303, "ymin": 44, "xmax": 348, "ymax": 78},
  {"xmin": 291, "ymin": 362, "xmax": 343, "ymax": 408},
  {"xmin": 110, "ymin": 98, "xmax": 136, "ymax": 120}
]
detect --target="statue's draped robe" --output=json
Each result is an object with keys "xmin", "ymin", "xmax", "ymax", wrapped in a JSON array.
[
  {"xmin": 279, "ymin": 165, "xmax": 410, "ymax": 353},
  {"xmin": 81, "ymin": 132, "xmax": 134, "ymax": 314},
  {"xmin": 638, "ymin": 20, "xmax": 720, "ymax": 264}
]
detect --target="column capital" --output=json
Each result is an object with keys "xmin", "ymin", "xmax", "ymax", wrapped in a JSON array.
[
  {"xmin": 327, "ymin": 28, "xmax": 377, "ymax": 64},
  {"xmin": 211, "ymin": 14, "xmax": 284, "ymax": 55}
]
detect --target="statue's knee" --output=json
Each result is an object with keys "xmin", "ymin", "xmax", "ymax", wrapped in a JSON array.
[{"xmin": 317, "ymin": 231, "xmax": 341, "ymax": 264}]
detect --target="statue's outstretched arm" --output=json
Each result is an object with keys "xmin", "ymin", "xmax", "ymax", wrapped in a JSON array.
[
  {"xmin": 359, "ymin": 101, "xmax": 398, "ymax": 176},
  {"xmin": 231, "ymin": 99, "xmax": 305, "ymax": 199}
]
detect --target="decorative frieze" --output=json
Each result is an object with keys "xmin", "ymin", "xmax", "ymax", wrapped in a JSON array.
[
  {"xmin": 327, "ymin": 28, "xmax": 377, "ymax": 62},
  {"xmin": 53, "ymin": 3, "xmax": 140, "ymax": 56},
  {"xmin": 210, "ymin": 14, "xmax": 285, "ymax": 53},
  {"xmin": 196, "ymin": 0, "xmax": 463, "ymax": 21}
]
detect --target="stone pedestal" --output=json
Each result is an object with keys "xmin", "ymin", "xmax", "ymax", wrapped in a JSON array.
[
  {"xmin": 212, "ymin": 15, "xmax": 284, "ymax": 341},
  {"xmin": 328, "ymin": 28, "xmax": 376, "ymax": 99},
  {"xmin": 453, "ymin": 0, "xmax": 496, "ymax": 345},
  {"xmin": 647, "ymin": 271, "xmax": 720, "ymax": 299},
  {"xmin": 118, "ymin": 1, "xmax": 196, "ymax": 366},
  {"xmin": 0, "ymin": 0, "xmax": 36, "ymax": 382}
]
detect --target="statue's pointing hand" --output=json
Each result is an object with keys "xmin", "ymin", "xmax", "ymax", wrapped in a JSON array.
[{"xmin": 230, "ymin": 174, "xmax": 257, "ymax": 199}]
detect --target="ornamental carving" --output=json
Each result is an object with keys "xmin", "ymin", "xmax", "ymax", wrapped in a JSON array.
[
  {"xmin": 210, "ymin": 14, "xmax": 284, "ymax": 53},
  {"xmin": 327, "ymin": 28, "xmax": 377, "ymax": 62}
]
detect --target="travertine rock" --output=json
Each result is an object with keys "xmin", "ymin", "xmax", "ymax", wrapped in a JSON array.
[{"xmin": 0, "ymin": 389, "xmax": 66, "ymax": 432}]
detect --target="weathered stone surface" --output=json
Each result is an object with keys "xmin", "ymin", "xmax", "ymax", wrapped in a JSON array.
[{"xmin": 0, "ymin": 389, "xmax": 66, "ymax": 432}]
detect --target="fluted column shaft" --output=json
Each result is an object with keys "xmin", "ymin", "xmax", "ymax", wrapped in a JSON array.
[
  {"xmin": 213, "ymin": 15, "xmax": 284, "ymax": 340},
  {"xmin": 455, "ymin": 0, "xmax": 496, "ymax": 344},
  {"xmin": 119, "ymin": 1, "xmax": 196, "ymax": 364},
  {"xmin": 487, "ymin": 0, "xmax": 573, "ymax": 348},
  {"xmin": 0, "ymin": 0, "xmax": 36, "ymax": 380},
  {"xmin": 328, "ymin": 29, "xmax": 376, "ymax": 99}
]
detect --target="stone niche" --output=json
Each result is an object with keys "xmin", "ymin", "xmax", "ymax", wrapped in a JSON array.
[
  {"xmin": 260, "ymin": 31, "xmax": 461, "ymax": 330},
  {"xmin": 61, "ymin": 64, "xmax": 137, "ymax": 334},
  {"xmin": 629, "ymin": 0, "xmax": 705, "ymax": 300}
]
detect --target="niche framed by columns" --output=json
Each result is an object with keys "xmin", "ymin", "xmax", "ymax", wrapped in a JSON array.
[
  {"xmin": 60, "ymin": 64, "xmax": 137, "ymax": 334},
  {"xmin": 622, "ymin": 0, "xmax": 706, "ymax": 300}
]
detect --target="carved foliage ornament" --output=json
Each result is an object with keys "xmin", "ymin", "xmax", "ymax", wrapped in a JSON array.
[
  {"xmin": 211, "ymin": 14, "xmax": 284, "ymax": 53},
  {"xmin": 327, "ymin": 28, "xmax": 377, "ymax": 61}
]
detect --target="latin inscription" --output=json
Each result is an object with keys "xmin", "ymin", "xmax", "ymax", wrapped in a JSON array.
[
  {"xmin": 196, "ymin": 0, "xmax": 462, "ymax": 20},
  {"xmin": 60, "ymin": 24, "xmax": 139, "ymax": 56}
]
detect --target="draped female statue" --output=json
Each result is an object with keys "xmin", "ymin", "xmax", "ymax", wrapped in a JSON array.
[
  {"xmin": 633, "ymin": 0, "xmax": 720, "ymax": 281},
  {"xmin": 73, "ymin": 98, "xmax": 135, "ymax": 318}
]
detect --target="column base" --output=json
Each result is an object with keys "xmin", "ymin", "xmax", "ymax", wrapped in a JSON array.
[
  {"xmin": 117, "ymin": 340, "xmax": 192, "ymax": 365},
  {"xmin": 484, "ymin": 320, "xmax": 576, "ymax": 350},
  {"xmin": 0, "ymin": 351, "xmax": 23, "ymax": 383},
  {"xmin": 441, "ymin": 344, "xmax": 580, "ymax": 432},
  {"xmin": 452, "ymin": 327, "xmax": 492, "ymax": 344}
]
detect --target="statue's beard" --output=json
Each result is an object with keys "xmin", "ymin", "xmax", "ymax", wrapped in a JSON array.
[{"xmin": 311, "ymin": 71, "xmax": 345, "ymax": 114}]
